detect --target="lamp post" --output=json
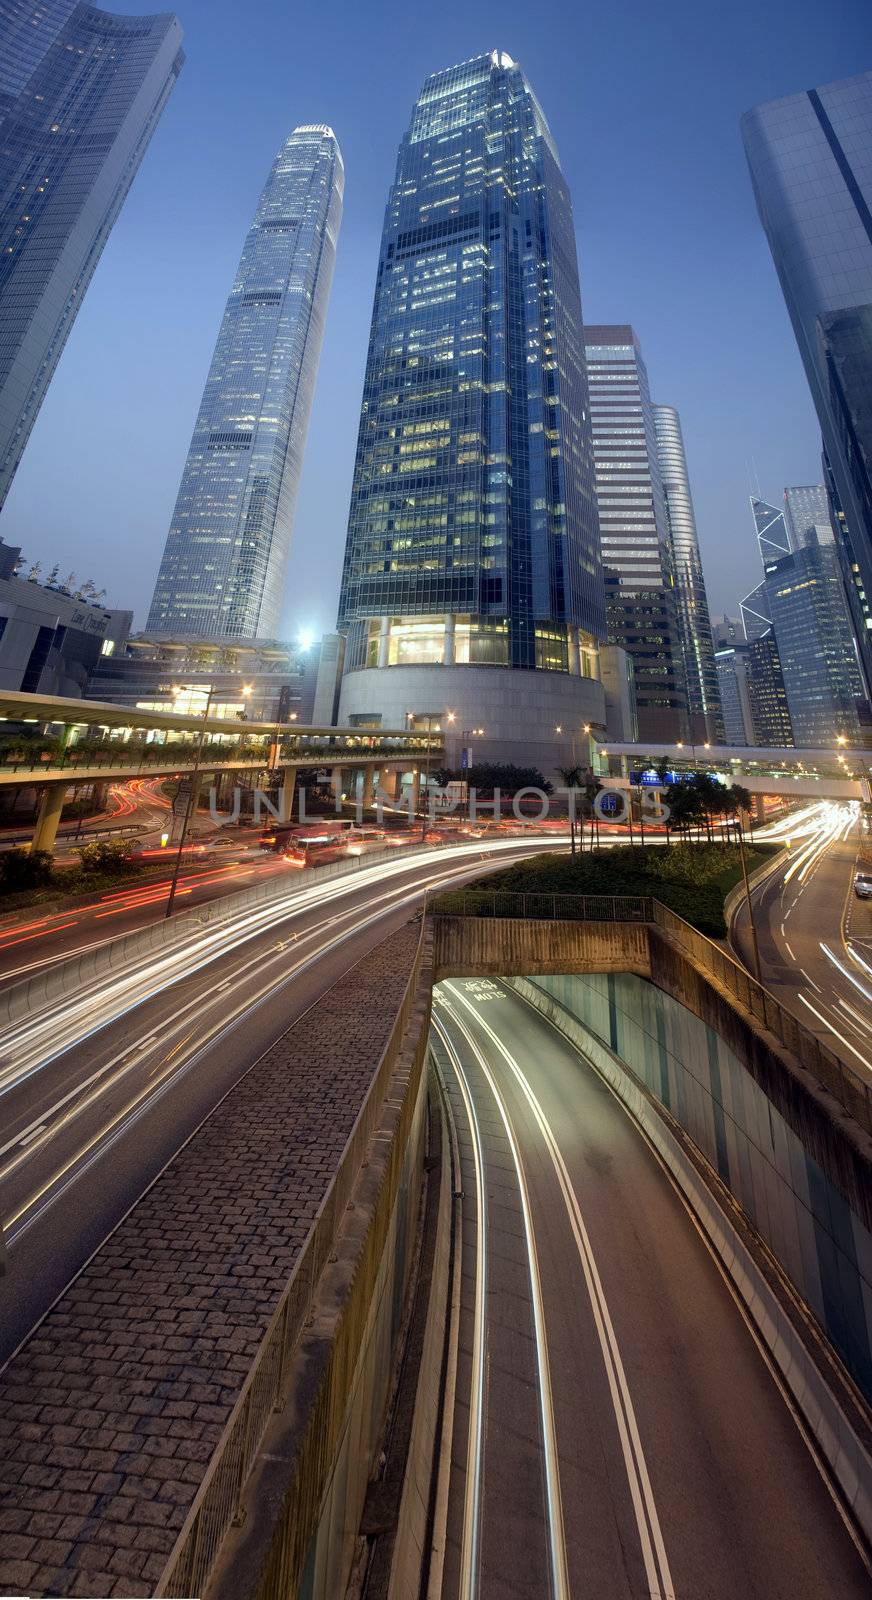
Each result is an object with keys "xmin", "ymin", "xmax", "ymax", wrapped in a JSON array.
[
  {"xmin": 165, "ymin": 683, "xmax": 214, "ymax": 918},
  {"xmin": 407, "ymin": 711, "xmax": 439, "ymax": 841}
]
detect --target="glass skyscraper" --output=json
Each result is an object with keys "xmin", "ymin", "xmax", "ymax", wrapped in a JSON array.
[
  {"xmin": 584, "ymin": 325, "xmax": 688, "ymax": 743},
  {"xmin": 765, "ymin": 536, "xmax": 865, "ymax": 745},
  {"xmin": 336, "ymin": 52, "xmax": 607, "ymax": 771},
  {"xmin": 653, "ymin": 404, "xmax": 724, "ymax": 742},
  {"xmin": 742, "ymin": 73, "xmax": 872, "ymax": 690},
  {"xmin": 0, "ymin": 3, "xmax": 184, "ymax": 510},
  {"xmin": 147, "ymin": 126, "xmax": 343, "ymax": 642},
  {"xmin": 784, "ymin": 484, "xmax": 833, "ymax": 548}
]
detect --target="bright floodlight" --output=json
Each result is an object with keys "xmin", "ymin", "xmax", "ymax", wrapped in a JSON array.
[{"xmin": 298, "ymin": 628, "xmax": 316, "ymax": 651}]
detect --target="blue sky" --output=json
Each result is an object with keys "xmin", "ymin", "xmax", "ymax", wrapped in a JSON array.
[{"xmin": 2, "ymin": 0, "xmax": 870, "ymax": 634}]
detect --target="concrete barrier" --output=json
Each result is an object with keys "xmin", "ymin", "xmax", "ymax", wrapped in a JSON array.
[{"xmin": 506, "ymin": 975, "xmax": 872, "ymax": 1544}]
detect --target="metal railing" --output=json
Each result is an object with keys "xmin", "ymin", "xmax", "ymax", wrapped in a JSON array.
[
  {"xmin": 432, "ymin": 889, "xmax": 654, "ymax": 923},
  {"xmin": 157, "ymin": 918, "xmax": 428, "ymax": 1600},
  {"xmin": 433, "ymin": 889, "xmax": 872, "ymax": 1136},
  {"xmin": 0, "ymin": 732, "xmax": 441, "ymax": 779}
]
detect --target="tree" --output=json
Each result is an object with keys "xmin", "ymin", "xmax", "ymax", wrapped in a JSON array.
[
  {"xmin": 0, "ymin": 848, "xmax": 54, "ymax": 892},
  {"xmin": 77, "ymin": 839, "xmax": 142, "ymax": 877},
  {"xmin": 557, "ymin": 764, "xmax": 582, "ymax": 855}
]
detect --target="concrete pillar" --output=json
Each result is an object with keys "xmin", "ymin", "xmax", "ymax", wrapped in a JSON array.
[
  {"xmin": 361, "ymin": 767, "xmax": 375, "ymax": 810},
  {"xmin": 443, "ymin": 614, "xmax": 455, "ymax": 666},
  {"xmin": 31, "ymin": 784, "xmax": 67, "ymax": 854},
  {"xmin": 754, "ymin": 794, "xmax": 765, "ymax": 825},
  {"xmin": 384, "ymin": 768, "xmax": 402, "ymax": 800},
  {"xmin": 377, "ymin": 617, "xmax": 390, "ymax": 670},
  {"xmin": 409, "ymin": 768, "xmax": 421, "ymax": 812},
  {"xmin": 280, "ymin": 767, "xmax": 296, "ymax": 825},
  {"xmin": 331, "ymin": 766, "xmax": 344, "ymax": 804},
  {"xmin": 568, "ymin": 625, "xmax": 581, "ymax": 677}
]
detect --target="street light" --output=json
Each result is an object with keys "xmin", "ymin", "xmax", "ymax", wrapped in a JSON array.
[{"xmin": 166, "ymin": 682, "xmax": 215, "ymax": 917}]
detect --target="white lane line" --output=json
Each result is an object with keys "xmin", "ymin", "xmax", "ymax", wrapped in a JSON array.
[
  {"xmin": 797, "ymin": 994, "xmax": 872, "ymax": 1071},
  {"xmin": 431, "ymin": 1014, "xmax": 487, "ymax": 1600},
  {"xmin": 783, "ymin": 940, "xmax": 796, "ymax": 962},
  {"xmin": 17, "ymin": 1123, "xmax": 46, "ymax": 1147},
  {"xmin": 447, "ymin": 984, "xmax": 674, "ymax": 1600},
  {"xmin": 437, "ymin": 1001, "xmax": 570, "ymax": 1600}
]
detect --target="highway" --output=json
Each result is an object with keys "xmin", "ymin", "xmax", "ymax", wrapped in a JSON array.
[
  {"xmin": 733, "ymin": 802, "xmax": 872, "ymax": 1073},
  {"xmin": 0, "ymin": 835, "xmax": 568, "ymax": 1363},
  {"xmin": 430, "ymin": 979, "xmax": 870, "ymax": 1598}
]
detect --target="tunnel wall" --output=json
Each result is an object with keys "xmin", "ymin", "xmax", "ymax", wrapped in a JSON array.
[{"xmin": 523, "ymin": 969, "xmax": 872, "ymax": 1405}]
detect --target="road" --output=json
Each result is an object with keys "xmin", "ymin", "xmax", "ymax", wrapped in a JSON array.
[
  {"xmin": 0, "ymin": 835, "xmax": 567, "ymax": 1362},
  {"xmin": 733, "ymin": 802, "xmax": 872, "ymax": 1074},
  {"xmin": 431, "ymin": 979, "xmax": 869, "ymax": 1598}
]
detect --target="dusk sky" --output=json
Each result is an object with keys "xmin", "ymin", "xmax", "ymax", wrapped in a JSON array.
[{"xmin": 2, "ymin": 0, "xmax": 870, "ymax": 637}]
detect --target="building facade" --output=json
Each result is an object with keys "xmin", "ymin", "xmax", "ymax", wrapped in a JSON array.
[
  {"xmin": 747, "ymin": 633, "xmax": 793, "ymax": 746},
  {"xmin": 147, "ymin": 125, "xmax": 343, "ymax": 642},
  {"xmin": 652, "ymin": 403, "xmax": 723, "ymax": 741},
  {"xmin": 584, "ymin": 326, "xmax": 687, "ymax": 742},
  {"xmin": 0, "ymin": 3, "xmax": 184, "ymax": 509},
  {"xmin": 742, "ymin": 73, "xmax": 872, "ymax": 684},
  {"xmin": 336, "ymin": 52, "xmax": 606, "ymax": 774},
  {"xmin": 0, "ymin": 1, "xmax": 76, "ymax": 111},
  {"xmin": 784, "ymin": 484, "xmax": 833, "ymax": 548},
  {"xmin": 765, "ymin": 536, "xmax": 865, "ymax": 745},
  {"xmin": 89, "ymin": 633, "xmax": 318, "ymax": 723},
  {"xmin": 0, "ymin": 537, "xmax": 131, "ymax": 695},
  {"xmin": 715, "ymin": 645, "xmax": 754, "ymax": 746}
]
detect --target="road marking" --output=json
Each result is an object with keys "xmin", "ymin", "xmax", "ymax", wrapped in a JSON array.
[
  {"xmin": 797, "ymin": 994, "xmax": 871, "ymax": 1071},
  {"xmin": 431, "ymin": 1014, "xmax": 488, "ymax": 1600},
  {"xmin": 448, "ymin": 985, "xmax": 674, "ymax": 1600},
  {"xmin": 17, "ymin": 1123, "xmax": 46, "ymax": 1147},
  {"xmin": 437, "ymin": 1001, "xmax": 570, "ymax": 1600},
  {"xmin": 783, "ymin": 940, "xmax": 796, "ymax": 961}
]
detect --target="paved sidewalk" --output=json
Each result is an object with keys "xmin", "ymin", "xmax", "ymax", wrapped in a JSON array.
[{"xmin": 0, "ymin": 921, "xmax": 420, "ymax": 1599}]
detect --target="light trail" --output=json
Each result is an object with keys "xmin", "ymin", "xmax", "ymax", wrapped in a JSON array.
[
  {"xmin": 435, "ymin": 999, "xmax": 571, "ymax": 1600},
  {"xmin": 797, "ymin": 994, "xmax": 871, "ymax": 1072},
  {"xmin": 447, "ymin": 982, "xmax": 676, "ymax": 1600}
]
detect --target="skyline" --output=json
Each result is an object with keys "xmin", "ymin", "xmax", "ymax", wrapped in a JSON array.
[{"xmin": 0, "ymin": 0, "xmax": 869, "ymax": 637}]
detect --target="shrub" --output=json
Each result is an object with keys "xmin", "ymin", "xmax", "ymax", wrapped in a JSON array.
[
  {"xmin": 0, "ymin": 847, "xmax": 55, "ymax": 891},
  {"xmin": 77, "ymin": 839, "xmax": 142, "ymax": 877}
]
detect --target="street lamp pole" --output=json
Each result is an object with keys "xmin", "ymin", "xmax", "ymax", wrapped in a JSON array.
[{"xmin": 165, "ymin": 683, "xmax": 213, "ymax": 918}]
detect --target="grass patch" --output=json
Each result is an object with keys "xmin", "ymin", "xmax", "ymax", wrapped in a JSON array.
[{"xmin": 434, "ymin": 841, "xmax": 780, "ymax": 938}]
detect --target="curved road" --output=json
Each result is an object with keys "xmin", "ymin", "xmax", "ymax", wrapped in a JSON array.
[
  {"xmin": 432, "ymin": 979, "xmax": 869, "ymax": 1598},
  {"xmin": 0, "ymin": 836, "xmax": 566, "ymax": 1362}
]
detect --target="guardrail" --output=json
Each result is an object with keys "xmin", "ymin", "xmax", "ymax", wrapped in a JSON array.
[
  {"xmin": 157, "ymin": 917, "xmax": 429, "ymax": 1600},
  {"xmin": 432, "ymin": 889, "xmax": 872, "ymax": 1136},
  {"xmin": 0, "ymin": 735, "xmax": 442, "ymax": 778},
  {"xmin": 433, "ymin": 889, "xmax": 654, "ymax": 922}
]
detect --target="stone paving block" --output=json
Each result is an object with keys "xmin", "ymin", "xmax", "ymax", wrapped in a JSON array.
[{"xmin": 0, "ymin": 922, "xmax": 418, "ymax": 1597}]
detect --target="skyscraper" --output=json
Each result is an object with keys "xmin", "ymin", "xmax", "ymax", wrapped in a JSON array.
[
  {"xmin": 584, "ymin": 325, "xmax": 688, "ymax": 742},
  {"xmin": 336, "ymin": 52, "xmax": 606, "ymax": 772},
  {"xmin": 765, "ymin": 535, "xmax": 865, "ymax": 746},
  {"xmin": 747, "ymin": 633, "xmax": 793, "ymax": 746},
  {"xmin": 0, "ymin": 1, "xmax": 76, "ymax": 111},
  {"xmin": 742, "ymin": 74, "xmax": 872, "ymax": 685},
  {"xmin": 0, "ymin": 3, "xmax": 184, "ymax": 510},
  {"xmin": 148, "ymin": 125, "xmax": 343, "ymax": 641},
  {"xmin": 653, "ymin": 404, "xmax": 724, "ymax": 742},
  {"xmin": 784, "ymin": 484, "xmax": 833, "ymax": 549}
]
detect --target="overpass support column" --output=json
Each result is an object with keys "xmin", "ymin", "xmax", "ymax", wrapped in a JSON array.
[
  {"xmin": 384, "ymin": 768, "xmax": 402, "ymax": 800},
  {"xmin": 408, "ymin": 768, "xmax": 421, "ymax": 813},
  {"xmin": 280, "ymin": 768, "xmax": 296, "ymax": 825},
  {"xmin": 330, "ymin": 766, "xmax": 344, "ymax": 806},
  {"xmin": 754, "ymin": 795, "xmax": 765, "ymax": 825},
  {"xmin": 361, "ymin": 767, "xmax": 375, "ymax": 811},
  {"xmin": 31, "ymin": 784, "xmax": 67, "ymax": 854}
]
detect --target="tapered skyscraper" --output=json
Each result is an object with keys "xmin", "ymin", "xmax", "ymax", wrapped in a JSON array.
[
  {"xmin": 0, "ymin": 3, "xmax": 184, "ymax": 509},
  {"xmin": 336, "ymin": 52, "xmax": 606, "ymax": 771},
  {"xmin": 653, "ymin": 405, "xmax": 724, "ymax": 742},
  {"xmin": 148, "ymin": 125, "xmax": 343, "ymax": 640}
]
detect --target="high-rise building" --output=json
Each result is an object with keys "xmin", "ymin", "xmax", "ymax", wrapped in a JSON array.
[
  {"xmin": 147, "ymin": 125, "xmax": 343, "ymax": 641},
  {"xmin": 765, "ymin": 535, "xmax": 865, "ymax": 745},
  {"xmin": 739, "ymin": 497, "xmax": 791, "ymax": 639},
  {"xmin": 715, "ymin": 645, "xmax": 754, "ymax": 745},
  {"xmin": 584, "ymin": 325, "xmax": 687, "ymax": 742},
  {"xmin": 742, "ymin": 74, "xmax": 872, "ymax": 684},
  {"xmin": 0, "ymin": 1, "xmax": 76, "ymax": 111},
  {"xmin": 0, "ymin": 3, "xmax": 184, "ymax": 510},
  {"xmin": 784, "ymin": 484, "xmax": 833, "ymax": 548},
  {"xmin": 747, "ymin": 633, "xmax": 793, "ymax": 746},
  {"xmin": 712, "ymin": 614, "xmax": 742, "ymax": 650},
  {"xmin": 335, "ymin": 52, "xmax": 606, "ymax": 773},
  {"xmin": 652, "ymin": 404, "xmax": 723, "ymax": 741}
]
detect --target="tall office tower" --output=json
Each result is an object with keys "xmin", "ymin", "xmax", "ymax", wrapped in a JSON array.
[
  {"xmin": 765, "ymin": 535, "xmax": 865, "ymax": 745},
  {"xmin": 652, "ymin": 404, "xmax": 724, "ymax": 741},
  {"xmin": 739, "ymin": 496, "xmax": 791, "ymax": 639},
  {"xmin": 0, "ymin": 1, "xmax": 76, "ymax": 111},
  {"xmin": 784, "ymin": 484, "xmax": 833, "ymax": 548},
  {"xmin": 742, "ymin": 74, "xmax": 872, "ymax": 685},
  {"xmin": 336, "ymin": 52, "xmax": 606, "ymax": 773},
  {"xmin": 584, "ymin": 326, "xmax": 687, "ymax": 742},
  {"xmin": 148, "ymin": 126, "xmax": 343, "ymax": 641},
  {"xmin": 715, "ymin": 646, "xmax": 754, "ymax": 745},
  {"xmin": 0, "ymin": 4, "xmax": 184, "ymax": 511},
  {"xmin": 712, "ymin": 614, "xmax": 742, "ymax": 650},
  {"xmin": 747, "ymin": 634, "xmax": 793, "ymax": 746}
]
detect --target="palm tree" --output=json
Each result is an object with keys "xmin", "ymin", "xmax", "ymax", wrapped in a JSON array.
[{"xmin": 557, "ymin": 764, "xmax": 582, "ymax": 855}]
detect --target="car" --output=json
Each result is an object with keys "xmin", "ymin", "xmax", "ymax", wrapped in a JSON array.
[{"xmin": 854, "ymin": 873, "xmax": 872, "ymax": 900}]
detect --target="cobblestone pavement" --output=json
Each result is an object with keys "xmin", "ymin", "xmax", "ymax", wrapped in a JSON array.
[{"xmin": 0, "ymin": 922, "xmax": 420, "ymax": 1599}]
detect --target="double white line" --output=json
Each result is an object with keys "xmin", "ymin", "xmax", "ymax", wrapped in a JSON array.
[{"xmin": 446, "ymin": 982, "xmax": 676, "ymax": 1600}]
